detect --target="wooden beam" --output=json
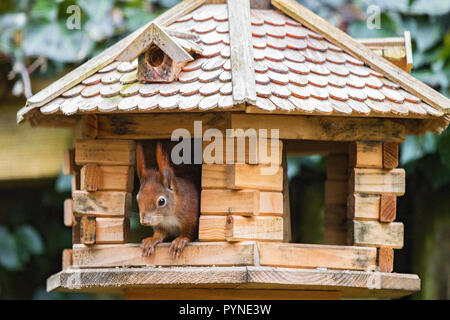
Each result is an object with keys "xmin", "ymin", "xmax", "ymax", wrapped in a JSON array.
[
  {"xmin": 201, "ymin": 189, "xmax": 283, "ymax": 216},
  {"xmin": 80, "ymin": 164, "xmax": 100, "ymax": 191},
  {"xmin": 284, "ymin": 140, "xmax": 349, "ymax": 156},
  {"xmin": 75, "ymin": 139, "xmax": 136, "ymax": 166},
  {"xmin": 125, "ymin": 288, "xmax": 340, "ymax": 300},
  {"xmin": 348, "ymin": 141, "xmax": 383, "ymax": 168},
  {"xmin": 271, "ymin": 0, "xmax": 450, "ymax": 112},
  {"xmin": 72, "ymin": 216, "xmax": 81, "ymax": 244},
  {"xmin": 350, "ymin": 168, "xmax": 405, "ymax": 195},
  {"xmin": 96, "ymin": 218, "xmax": 130, "ymax": 244},
  {"xmin": 62, "ymin": 149, "xmax": 75, "ymax": 175},
  {"xmin": 73, "ymin": 191, "xmax": 132, "ymax": 217},
  {"xmin": 230, "ymin": 114, "xmax": 406, "ymax": 142},
  {"xmin": 64, "ymin": 198, "xmax": 74, "ymax": 227},
  {"xmin": 347, "ymin": 194, "xmax": 380, "ymax": 221},
  {"xmin": 80, "ymin": 216, "xmax": 96, "ymax": 245},
  {"xmin": 97, "ymin": 113, "xmax": 228, "ymax": 140},
  {"xmin": 198, "ymin": 216, "xmax": 283, "ymax": 241},
  {"xmin": 383, "ymin": 142, "xmax": 399, "ymax": 169},
  {"xmin": 258, "ymin": 243, "xmax": 377, "ymax": 271},
  {"xmin": 325, "ymin": 180, "xmax": 347, "ymax": 204},
  {"xmin": 349, "ymin": 220, "xmax": 404, "ymax": 249},
  {"xmin": 378, "ymin": 247, "xmax": 394, "ymax": 273},
  {"xmin": 227, "ymin": 164, "xmax": 283, "ymax": 192},
  {"xmin": 151, "ymin": 23, "xmax": 193, "ymax": 63},
  {"xmin": 380, "ymin": 194, "xmax": 397, "ymax": 222},
  {"xmin": 281, "ymin": 144, "xmax": 291, "ymax": 242},
  {"xmin": 324, "ymin": 205, "xmax": 347, "ymax": 245},
  {"xmin": 327, "ymin": 154, "xmax": 348, "ymax": 180},
  {"xmin": 72, "ymin": 242, "xmax": 257, "ymax": 268},
  {"xmin": 62, "ymin": 249, "xmax": 73, "ymax": 270},
  {"xmin": 228, "ymin": 0, "xmax": 256, "ymax": 104},
  {"xmin": 74, "ymin": 115, "xmax": 98, "ymax": 140},
  {"xmin": 81, "ymin": 165, "xmax": 134, "ymax": 192},
  {"xmin": 202, "ymin": 164, "xmax": 228, "ymax": 189}
]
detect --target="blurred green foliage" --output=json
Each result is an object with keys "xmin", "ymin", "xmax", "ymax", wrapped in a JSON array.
[{"xmin": 0, "ymin": 0, "xmax": 448, "ymax": 299}]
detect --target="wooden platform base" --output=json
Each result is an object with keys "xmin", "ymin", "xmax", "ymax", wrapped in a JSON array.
[{"xmin": 47, "ymin": 266, "xmax": 420, "ymax": 299}]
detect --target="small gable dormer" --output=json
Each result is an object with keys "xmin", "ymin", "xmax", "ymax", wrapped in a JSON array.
[{"xmin": 117, "ymin": 23, "xmax": 201, "ymax": 83}]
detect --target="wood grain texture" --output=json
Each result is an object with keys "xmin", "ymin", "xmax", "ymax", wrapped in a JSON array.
[
  {"xmin": 383, "ymin": 142, "xmax": 399, "ymax": 169},
  {"xmin": 75, "ymin": 115, "xmax": 98, "ymax": 140},
  {"xmin": 64, "ymin": 199, "xmax": 74, "ymax": 227},
  {"xmin": 73, "ymin": 191, "xmax": 132, "ymax": 217},
  {"xmin": 350, "ymin": 168, "xmax": 405, "ymax": 195},
  {"xmin": 347, "ymin": 194, "xmax": 380, "ymax": 220},
  {"xmin": 378, "ymin": 247, "xmax": 394, "ymax": 273},
  {"xmin": 72, "ymin": 242, "xmax": 257, "ymax": 268},
  {"xmin": 80, "ymin": 164, "xmax": 100, "ymax": 191},
  {"xmin": 97, "ymin": 113, "xmax": 228, "ymax": 140},
  {"xmin": 271, "ymin": 0, "xmax": 450, "ymax": 112},
  {"xmin": 201, "ymin": 189, "xmax": 283, "ymax": 216},
  {"xmin": 348, "ymin": 141, "xmax": 383, "ymax": 168},
  {"xmin": 151, "ymin": 23, "xmax": 193, "ymax": 63},
  {"xmin": 80, "ymin": 216, "xmax": 96, "ymax": 245},
  {"xmin": 281, "ymin": 144, "xmax": 291, "ymax": 242},
  {"xmin": 379, "ymin": 194, "xmax": 397, "ymax": 222},
  {"xmin": 47, "ymin": 266, "xmax": 420, "ymax": 299},
  {"xmin": 62, "ymin": 249, "xmax": 73, "ymax": 270},
  {"xmin": 227, "ymin": 164, "xmax": 283, "ymax": 192},
  {"xmin": 81, "ymin": 165, "xmax": 134, "ymax": 192},
  {"xmin": 202, "ymin": 164, "xmax": 227, "ymax": 189},
  {"xmin": 62, "ymin": 148, "xmax": 75, "ymax": 175},
  {"xmin": 228, "ymin": 0, "xmax": 256, "ymax": 104},
  {"xmin": 96, "ymin": 218, "xmax": 130, "ymax": 244},
  {"xmin": 231, "ymin": 114, "xmax": 406, "ymax": 142},
  {"xmin": 324, "ymin": 205, "xmax": 347, "ymax": 245},
  {"xmin": 258, "ymin": 243, "xmax": 377, "ymax": 271},
  {"xmin": 72, "ymin": 216, "xmax": 81, "ymax": 244},
  {"xmin": 349, "ymin": 220, "xmax": 404, "ymax": 249},
  {"xmin": 75, "ymin": 139, "xmax": 136, "ymax": 166},
  {"xmin": 125, "ymin": 288, "xmax": 340, "ymax": 300}
]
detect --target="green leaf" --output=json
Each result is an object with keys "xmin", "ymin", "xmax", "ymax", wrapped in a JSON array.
[
  {"xmin": 15, "ymin": 225, "xmax": 44, "ymax": 255},
  {"xmin": 30, "ymin": 0, "xmax": 59, "ymax": 21},
  {"xmin": 0, "ymin": 226, "xmax": 21, "ymax": 270}
]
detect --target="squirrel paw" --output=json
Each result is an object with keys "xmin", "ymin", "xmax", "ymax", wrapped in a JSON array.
[
  {"xmin": 169, "ymin": 236, "xmax": 189, "ymax": 259},
  {"xmin": 141, "ymin": 237, "xmax": 162, "ymax": 257}
]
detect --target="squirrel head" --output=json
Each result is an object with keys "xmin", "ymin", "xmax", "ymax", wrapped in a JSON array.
[{"xmin": 136, "ymin": 142, "xmax": 177, "ymax": 227}]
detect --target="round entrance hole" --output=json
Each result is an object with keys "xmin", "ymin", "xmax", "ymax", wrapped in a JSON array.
[{"xmin": 146, "ymin": 46, "xmax": 165, "ymax": 67}]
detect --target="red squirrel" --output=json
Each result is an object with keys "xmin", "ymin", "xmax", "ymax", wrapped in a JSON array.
[{"xmin": 136, "ymin": 142, "xmax": 199, "ymax": 258}]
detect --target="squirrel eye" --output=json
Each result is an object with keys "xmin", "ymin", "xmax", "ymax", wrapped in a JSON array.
[{"xmin": 157, "ymin": 196, "xmax": 166, "ymax": 207}]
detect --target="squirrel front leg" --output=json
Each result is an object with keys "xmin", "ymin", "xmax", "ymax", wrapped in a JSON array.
[
  {"xmin": 141, "ymin": 229, "xmax": 166, "ymax": 257},
  {"xmin": 169, "ymin": 219, "xmax": 197, "ymax": 259}
]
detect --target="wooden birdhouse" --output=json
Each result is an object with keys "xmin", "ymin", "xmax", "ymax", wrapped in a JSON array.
[{"xmin": 18, "ymin": 0, "xmax": 450, "ymax": 300}]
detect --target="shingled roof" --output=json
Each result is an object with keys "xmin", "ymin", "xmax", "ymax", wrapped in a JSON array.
[{"xmin": 17, "ymin": 0, "xmax": 450, "ymax": 133}]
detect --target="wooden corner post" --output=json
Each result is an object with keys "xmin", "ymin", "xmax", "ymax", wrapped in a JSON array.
[{"xmin": 347, "ymin": 141, "xmax": 404, "ymax": 272}]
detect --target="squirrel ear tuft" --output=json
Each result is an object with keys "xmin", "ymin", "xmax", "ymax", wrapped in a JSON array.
[
  {"xmin": 156, "ymin": 142, "xmax": 171, "ymax": 172},
  {"xmin": 136, "ymin": 142, "xmax": 147, "ymax": 182}
]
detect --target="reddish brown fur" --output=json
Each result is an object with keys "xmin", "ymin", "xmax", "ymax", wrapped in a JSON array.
[{"xmin": 136, "ymin": 142, "xmax": 199, "ymax": 258}]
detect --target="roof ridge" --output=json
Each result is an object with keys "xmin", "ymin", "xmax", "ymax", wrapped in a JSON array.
[{"xmin": 271, "ymin": 0, "xmax": 450, "ymax": 112}]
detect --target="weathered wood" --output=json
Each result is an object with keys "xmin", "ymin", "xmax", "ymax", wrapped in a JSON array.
[
  {"xmin": 349, "ymin": 220, "xmax": 404, "ymax": 249},
  {"xmin": 226, "ymin": 216, "xmax": 283, "ymax": 242},
  {"xmin": 74, "ymin": 115, "xmax": 98, "ymax": 140},
  {"xmin": 64, "ymin": 198, "xmax": 74, "ymax": 227},
  {"xmin": 73, "ymin": 191, "xmax": 132, "ymax": 217},
  {"xmin": 327, "ymin": 154, "xmax": 348, "ymax": 180},
  {"xmin": 228, "ymin": 0, "xmax": 256, "ymax": 104},
  {"xmin": 96, "ymin": 218, "xmax": 130, "ymax": 244},
  {"xmin": 348, "ymin": 141, "xmax": 383, "ymax": 168},
  {"xmin": 350, "ymin": 168, "xmax": 406, "ymax": 195},
  {"xmin": 80, "ymin": 216, "xmax": 96, "ymax": 245},
  {"xmin": 271, "ymin": 0, "xmax": 450, "ymax": 111},
  {"xmin": 201, "ymin": 189, "xmax": 283, "ymax": 216},
  {"xmin": 258, "ymin": 243, "xmax": 377, "ymax": 271},
  {"xmin": 383, "ymin": 142, "xmax": 399, "ymax": 169},
  {"xmin": 125, "ymin": 288, "xmax": 340, "ymax": 300},
  {"xmin": 62, "ymin": 249, "xmax": 73, "ymax": 270},
  {"xmin": 62, "ymin": 149, "xmax": 75, "ymax": 175},
  {"xmin": 80, "ymin": 164, "xmax": 100, "ymax": 191},
  {"xmin": 81, "ymin": 165, "xmax": 134, "ymax": 192},
  {"xmin": 138, "ymin": 46, "xmax": 186, "ymax": 82},
  {"xmin": 250, "ymin": 0, "xmax": 272, "ymax": 9},
  {"xmin": 75, "ymin": 139, "xmax": 136, "ymax": 166},
  {"xmin": 202, "ymin": 164, "xmax": 228, "ymax": 189},
  {"xmin": 284, "ymin": 140, "xmax": 349, "ymax": 156},
  {"xmin": 231, "ymin": 114, "xmax": 406, "ymax": 142},
  {"xmin": 380, "ymin": 194, "xmax": 397, "ymax": 222},
  {"xmin": 378, "ymin": 247, "xmax": 394, "ymax": 273},
  {"xmin": 198, "ymin": 216, "xmax": 283, "ymax": 241},
  {"xmin": 97, "ymin": 113, "xmax": 228, "ymax": 139},
  {"xmin": 227, "ymin": 164, "xmax": 283, "ymax": 192},
  {"xmin": 347, "ymin": 194, "xmax": 380, "ymax": 220},
  {"xmin": 281, "ymin": 145, "xmax": 291, "ymax": 242},
  {"xmin": 72, "ymin": 216, "xmax": 81, "ymax": 244},
  {"xmin": 47, "ymin": 266, "xmax": 420, "ymax": 298},
  {"xmin": 72, "ymin": 242, "xmax": 257, "ymax": 268},
  {"xmin": 152, "ymin": 23, "xmax": 193, "ymax": 63}
]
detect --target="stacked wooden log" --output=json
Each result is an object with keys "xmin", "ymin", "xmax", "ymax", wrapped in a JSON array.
[
  {"xmin": 346, "ymin": 141, "xmax": 404, "ymax": 272},
  {"xmin": 199, "ymin": 137, "xmax": 285, "ymax": 242}
]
